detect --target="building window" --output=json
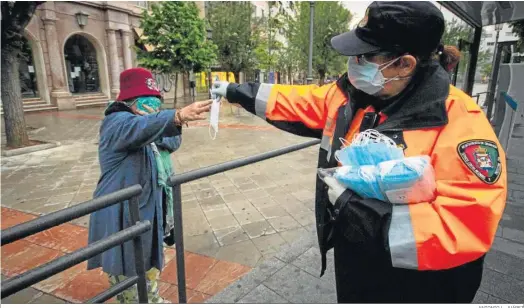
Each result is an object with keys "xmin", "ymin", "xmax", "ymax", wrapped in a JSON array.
[
  {"xmin": 135, "ymin": 1, "xmax": 147, "ymax": 9},
  {"xmin": 19, "ymin": 36, "xmax": 39, "ymax": 98},
  {"xmin": 64, "ymin": 34, "xmax": 101, "ymax": 94},
  {"xmin": 487, "ymin": 42, "xmax": 495, "ymax": 46},
  {"xmin": 482, "ymin": 33, "xmax": 492, "ymax": 38},
  {"xmin": 506, "ymin": 32, "xmax": 513, "ymax": 36}
]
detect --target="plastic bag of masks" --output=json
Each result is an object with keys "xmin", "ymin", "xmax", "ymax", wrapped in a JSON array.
[{"xmin": 319, "ymin": 130, "xmax": 436, "ymax": 204}]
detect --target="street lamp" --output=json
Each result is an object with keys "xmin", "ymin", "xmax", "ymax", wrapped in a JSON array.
[
  {"xmin": 307, "ymin": 1, "xmax": 315, "ymax": 84},
  {"xmin": 207, "ymin": 28, "xmax": 213, "ymax": 99},
  {"xmin": 75, "ymin": 11, "xmax": 89, "ymax": 28}
]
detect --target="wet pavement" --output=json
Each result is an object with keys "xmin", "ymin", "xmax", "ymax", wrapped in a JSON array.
[
  {"xmin": 209, "ymin": 104, "xmax": 524, "ymax": 304},
  {"xmin": 1, "ymin": 104, "xmax": 319, "ymax": 303}
]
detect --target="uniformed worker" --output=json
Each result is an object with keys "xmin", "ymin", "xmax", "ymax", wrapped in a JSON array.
[{"xmin": 212, "ymin": 1, "xmax": 507, "ymax": 303}]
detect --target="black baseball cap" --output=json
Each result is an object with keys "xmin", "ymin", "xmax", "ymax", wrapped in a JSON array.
[{"xmin": 331, "ymin": 1, "xmax": 445, "ymax": 56}]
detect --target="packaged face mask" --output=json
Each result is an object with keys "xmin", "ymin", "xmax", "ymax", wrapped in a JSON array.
[
  {"xmin": 377, "ymin": 155, "xmax": 436, "ymax": 204},
  {"xmin": 135, "ymin": 96, "xmax": 162, "ymax": 114},
  {"xmin": 209, "ymin": 96, "xmax": 221, "ymax": 140}
]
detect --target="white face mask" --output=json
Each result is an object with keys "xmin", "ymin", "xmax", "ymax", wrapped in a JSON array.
[{"xmin": 209, "ymin": 96, "xmax": 221, "ymax": 140}]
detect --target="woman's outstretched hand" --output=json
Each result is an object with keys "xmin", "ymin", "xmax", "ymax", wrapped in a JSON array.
[{"xmin": 175, "ymin": 99, "xmax": 212, "ymax": 125}]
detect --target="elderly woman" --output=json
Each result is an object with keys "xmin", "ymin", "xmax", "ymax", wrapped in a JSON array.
[{"xmin": 87, "ymin": 67, "xmax": 211, "ymax": 303}]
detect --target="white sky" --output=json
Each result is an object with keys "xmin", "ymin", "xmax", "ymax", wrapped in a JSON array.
[{"xmin": 342, "ymin": 1, "xmax": 465, "ymax": 28}]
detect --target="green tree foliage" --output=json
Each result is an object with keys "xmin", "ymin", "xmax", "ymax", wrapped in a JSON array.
[
  {"xmin": 137, "ymin": 2, "xmax": 217, "ymax": 75},
  {"xmin": 287, "ymin": 1, "xmax": 353, "ymax": 84},
  {"xmin": 254, "ymin": 38, "xmax": 283, "ymax": 72},
  {"xmin": 441, "ymin": 19, "xmax": 475, "ymax": 81},
  {"xmin": 254, "ymin": 1, "xmax": 287, "ymax": 72},
  {"xmin": 477, "ymin": 48, "xmax": 493, "ymax": 79},
  {"xmin": 441, "ymin": 18, "xmax": 473, "ymax": 46},
  {"xmin": 510, "ymin": 20, "xmax": 524, "ymax": 47},
  {"xmin": 269, "ymin": 1, "xmax": 302, "ymax": 83},
  {"xmin": 207, "ymin": 1, "xmax": 263, "ymax": 82}
]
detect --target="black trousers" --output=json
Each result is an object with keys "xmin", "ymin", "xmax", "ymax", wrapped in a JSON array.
[{"xmin": 332, "ymin": 236, "xmax": 484, "ymax": 303}]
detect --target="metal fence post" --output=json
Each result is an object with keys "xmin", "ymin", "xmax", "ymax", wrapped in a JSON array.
[
  {"xmin": 129, "ymin": 196, "xmax": 149, "ymax": 304},
  {"xmin": 172, "ymin": 184, "xmax": 187, "ymax": 303}
]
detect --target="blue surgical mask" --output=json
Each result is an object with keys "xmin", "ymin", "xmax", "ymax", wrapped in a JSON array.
[
  {"xmin": 335, "ymin": 142, "xmax": 404, "ymax": 167},
  {"xmin": 334, "ymin": 165, "xmax": 387, "ymax": 201},
  {"xmin": 347, "ymin": 56, "xmax": 402, "ymax": 95}
]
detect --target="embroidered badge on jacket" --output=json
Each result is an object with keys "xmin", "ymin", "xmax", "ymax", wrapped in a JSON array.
[{"xmin": 457, "ymin": 139, "xmax": 502, "ymax": 184}]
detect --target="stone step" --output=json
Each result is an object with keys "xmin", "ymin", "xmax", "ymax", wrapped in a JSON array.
[
  {"xmin": 75, "ymin": 100, "xmax": 108, "ymax": 109},
  {"xmin": 23, "ymin": 100, "xmax": 47, "ymax": 106},
  {"xmin": 24, "ymin": 105, "xmax": 59, "ymax": 113},
  {"xmin": 73, "ymin": 93, "xmax": 107, "ymax": 102},
  {"xmin": 1, "ymin": 103, "xmax": 57, "ymax": 115},
  {"xmin": 23, "ymin": 97, "xmax": 45, "ymax": 104},
  {"xmin": 75, "ymin": 97, "xmax": 108, "ymax": 104}
]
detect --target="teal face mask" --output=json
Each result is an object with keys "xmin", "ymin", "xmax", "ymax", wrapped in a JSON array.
[{"xmin": 133, "ymin": 96, "xmax": 162, "ymax": 113}]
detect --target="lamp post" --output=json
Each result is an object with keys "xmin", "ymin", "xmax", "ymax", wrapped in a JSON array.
[
  {"xmin": 307, "ymin": 1, "xmax": 315, "ymax": 84},
  {"xmin": 75, "ymin": 11, "xmax": 89, "ymax": 28},
  {"xmin": 207, "ymin": 28, "xmax": 213, "ymax": 99}
]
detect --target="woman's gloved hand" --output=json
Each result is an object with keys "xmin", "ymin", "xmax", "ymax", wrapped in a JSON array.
[
  {"xmin": 323, "ymin": 176, "xmax": 347, "ymax": 205},
  {"xmin": 211, "ymin": 81, "xmax": 230, "ymax": 98}
]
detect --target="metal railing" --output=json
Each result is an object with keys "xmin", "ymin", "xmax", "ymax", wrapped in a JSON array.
[
  {"xmin": 1, "ymin": 140, "xmax": 320, "ymax": 304},
  {"xmin": 1, "ymin": 184, "xmax": 151, "ymax": 304},
  {"xmin": 166, "ymin": 139, "xmax": 320, "ymax": 303},
  {"xmin": 471, "ymin": 91, "xmax": 491, "ymax": 106}
]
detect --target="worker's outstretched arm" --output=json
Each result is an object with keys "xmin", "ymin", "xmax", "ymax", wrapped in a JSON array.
[{"xmin": 222, "ymin": 82, "xmax": 336, "ymax": 139}]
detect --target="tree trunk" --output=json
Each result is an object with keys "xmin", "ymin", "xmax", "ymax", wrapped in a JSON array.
[
  {"xmin": 318, "ymin": 69, "xmax": 326, "ymax": 86},
  {"xmin": 173, "ymin": 73, "xmax": 178, "ymax": 107},
  {"xmin": 1, "ymin": 48, "xmax": 30, "ymax": 148},
  {"xmin": 233, "ymin": 71, "xmax": 240, "ymax": 84},
  {"xmin": 182, "ymin": 72, "xmax": 188, "ymax": 99}
]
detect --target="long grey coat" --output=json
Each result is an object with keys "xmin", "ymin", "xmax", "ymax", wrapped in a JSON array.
[{"xmin": 87, "ymin": 103, "xmax": 181, "ymax": 277}]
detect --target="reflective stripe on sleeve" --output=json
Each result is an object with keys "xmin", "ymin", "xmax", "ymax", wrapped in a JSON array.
[
  {"xmin": 320, "ymin": 135, "xmax": 331, "ymax": 151},
  {"xmin": 255, "ymin": 83, "xmax": 273, "ymax": 120},
  {"xmin": 388, "ymin": 204, "xmax": 418, "ymax": 270}
]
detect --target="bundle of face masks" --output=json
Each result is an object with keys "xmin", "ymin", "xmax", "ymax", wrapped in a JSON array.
[{"xmin": 320, "ymin": 130, "xmax": 436, "ymax": 204}]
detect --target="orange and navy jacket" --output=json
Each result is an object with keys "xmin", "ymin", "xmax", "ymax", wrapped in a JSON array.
[{"xmin": 225, "ymin": 62, "xmax": 507, "ymax": 276}]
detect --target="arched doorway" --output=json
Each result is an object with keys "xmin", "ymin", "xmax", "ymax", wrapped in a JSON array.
[
  {"xmin": 19, "ymin": 36, "xmax": 39, "ymax": 98},
  {"xmin": 64, "ymin": 34, "xmax": 101, "ymax": 94}
]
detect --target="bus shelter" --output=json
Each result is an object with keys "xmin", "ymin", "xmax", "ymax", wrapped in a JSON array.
[{"xmin": 439, "ymin": 1, "xmax": 524, "ymax": 154}]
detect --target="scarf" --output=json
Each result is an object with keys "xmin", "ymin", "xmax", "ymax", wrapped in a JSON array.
[{"xmin": 150, "ymin": 143, "xmax": 174, "ymax": 236}]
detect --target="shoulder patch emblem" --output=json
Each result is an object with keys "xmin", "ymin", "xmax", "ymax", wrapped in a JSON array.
[{"xmin": 457, "ymin": 139, "xmax": 502, "ymax": 184}]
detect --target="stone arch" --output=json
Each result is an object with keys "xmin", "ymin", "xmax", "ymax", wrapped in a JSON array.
[
  {"xmin": 23, "ymin": 28, "xmax": 50, "ymax": 104},
  {"xmin": 61, "ymin": 31, "xmax": 110, "ymax": 97}
]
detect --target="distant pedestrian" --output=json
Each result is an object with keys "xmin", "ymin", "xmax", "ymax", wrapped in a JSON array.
[{"xmin": 439, "ymin": 45, "xmax": 462, "ymax": 73}]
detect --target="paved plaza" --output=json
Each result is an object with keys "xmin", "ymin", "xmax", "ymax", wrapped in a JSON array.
[
  {"xmin": 1, "ymin": 103, "xmax": 524, "ymax": 304},
  {"xmin": 1, "ymin": 104, "xmax": 319, "ymax": 303}
]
